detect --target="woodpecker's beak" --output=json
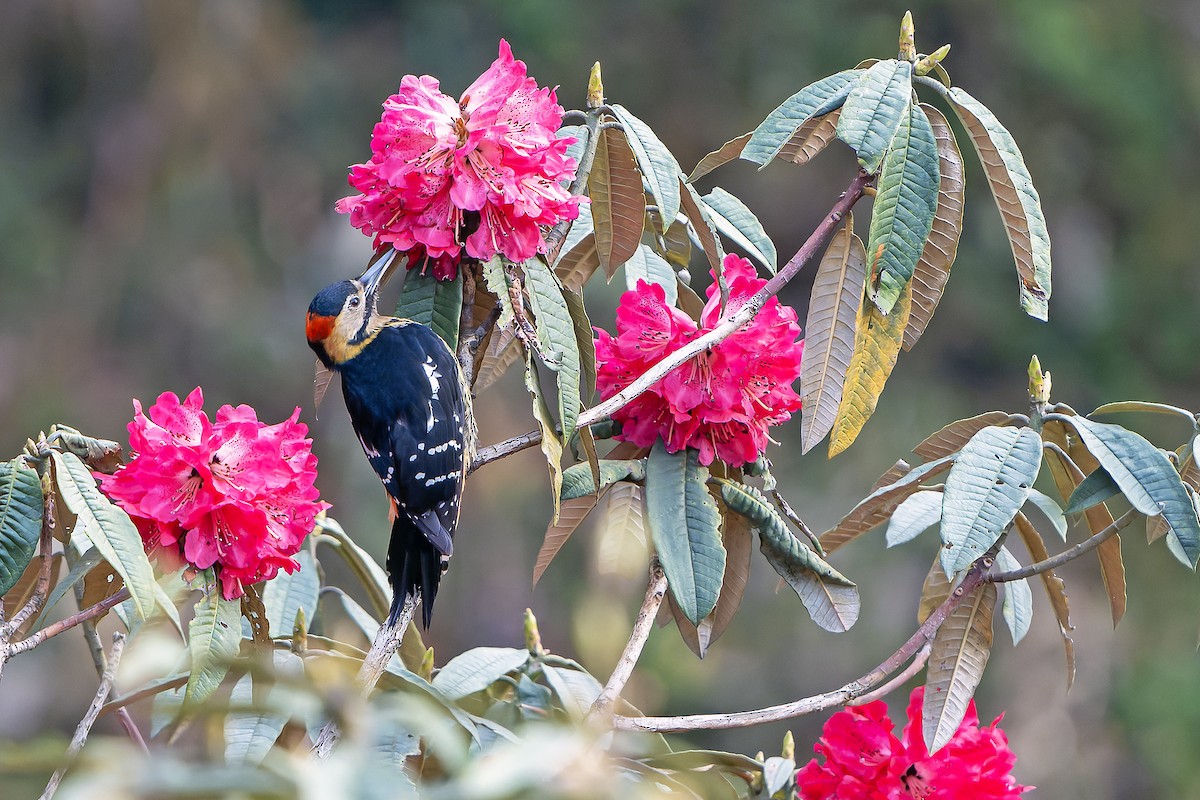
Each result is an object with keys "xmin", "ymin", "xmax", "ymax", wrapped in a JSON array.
[{"xmin": 359, "ymin": 250, "xmax": 399, "ymax": 300}]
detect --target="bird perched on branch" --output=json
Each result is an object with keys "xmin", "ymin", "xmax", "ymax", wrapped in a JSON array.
[{"xmin": 305, "ymin": 257, "xmax": 475, "ymax": 628}]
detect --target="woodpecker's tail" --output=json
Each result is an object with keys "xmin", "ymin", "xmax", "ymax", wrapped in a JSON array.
[{"xmin": 386, "ymin": 514, "xmax": 445, "ymax": 629}]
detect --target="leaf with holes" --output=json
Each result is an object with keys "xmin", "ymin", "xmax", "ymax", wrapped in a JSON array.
[
  {"xmin": 0, "ymin": 459, "xmax": 41, "ymax": 596},
  {"xmin": 624, "ymin": 244, "xmax": 677, "ymax": 304},
  {"xmin": 589, "ymin": 126, "xmax": 645, "ymax": 277},
  {"xmin": 828, "ymin": 281, "xmax": 912, "ymax": 457},
  {"xmin": 801, "ymin": 220, "xmax": 866, "ymax": 454},
  {"xmin": 836, "ymin": 60, "xmax": 913, "ymax": 174},
  {"xmin": 923, "ymin": 582, "xmax": 996, "ymax": 752},
  {"xmin": 948, "ymin": 88, "xmax": 1051, "ymax": 320},
  {"xmin": 645, "ymin": 444, "xmax": 725, "ymax": 625},
  {"xmin": 912, "ymin": 412, "xmax": 1013, "ymax": 462},
  {"xmin": 866, "ymin": 103, "xmax": 939, "ymax": 315},
  {"xmin": 903, "ymin": 105, "xmax": 965, "ymax": 350},
  {"xmin": 742, "ymin": 69, "xmax": 861, "ymax": 166},
  {"xmin": 524, "ymin": 259, "xmax": 581, "ymax": 449},
  {"xmin": 940, "ymin": 426, "xmax": 1042, "ymax": 575},
  {"xmin": 886, "ymin": 490, "xmax": 942, "ymax": 547},
  {"xmin": 688, "ymin": 133, "xmax": 751, "ymax": 183},
  {"xmin": 701, "ymin": 187, "xmax": 777, "ymax": 273},
  {"xmin": 996, "ymin": 547, "xmax": 1033, "ymax": 645},
  {"xmin": 185, "ymin": 590, "xmax": 243, "ymax": 707},
  {"xmin": 610, "ymin": 104, "xmax": 683, "ymax": 234}
]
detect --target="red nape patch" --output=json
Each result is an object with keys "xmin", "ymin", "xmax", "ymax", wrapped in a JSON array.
[{"xmin": 305, "ymin": 312, "xmax": 336, "ymax": 343}]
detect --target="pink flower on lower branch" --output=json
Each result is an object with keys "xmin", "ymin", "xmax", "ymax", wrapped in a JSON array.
[
  {"xmin": 796, "ymin": 687, "xmax": 1031, "ymax": 799},
  {"xmin": 594, "ymin": 253, "xmax": 804, "ymax": 467},
  {"xmin": 98, "ymin": 388, "xmax": 328, "ymax": 599},
  {"xmin": 336, "ymin": 40, "xmax": 579, "ymax": 279}
]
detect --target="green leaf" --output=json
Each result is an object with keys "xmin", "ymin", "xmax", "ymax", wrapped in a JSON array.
[
  {"xmin": 1091, "ymin": 401, "xmax": 1199, "ymax": 431},
  {"xmin": 1064, "ymin": 465, "xmax": 1121, "ymax": 515},
  {"xmin": 225, "ymin": 651, "xmax": 305, "ymax": 766},
  {"xmin": 261, "ymin": 548, "xmax": 318, "ymax": 639},
  {"xmin": 742, "ymin": 69, "xmax": 861, "ymax": 166},
  {"xmin": 885, "ymin": 490, "xmax": 943, "ymax": 547},
  {"xmin": 836, "ymin": 59, "xmax": 913, "ymax": 174},
  {"xmin": 1066, "ymin": 415, "xmax": 1200, "ymax": 565},
  {"xmin": 923, "ymin": 582, "xmax": 996, "ymax": 752},
  {"xmin": 866, "ymin": 102, "xmax": 939, "ymax": 315},
  {"xmin": 948, "ymin": 87, "xmax": 1051, "ymax": 320},
  {"xmin": 51, "ymin": 451, "xmax": 156, "ymax": 619},
  {"xmin": 996, "ymin": 547, "xmax": 1033, "ymax": 646},
  {"xmin": 315, "ymin": 516, "xmax": 390, "ymax": 620},
  {"xmin": 431, "ymin": 646, "xmax": 530, "ymax": 700},
  {"xmin": 395, "ymin": 269, "xmax": 463, "ymax": 348},
  {"xmin": 800, "ymin": 220, "xmax": 867, "ymax": 454},
  {"xmin": 589, "ymin": 125, "xmax": 646, "ymax": 277},
  {"xmin": 624, "ymin": 244, "xmax": 677, "ymax": 305},
  {"xmin": 561, "ymin": 288, "xmax": 596, "ymax": 403},
  {"xmin": 0, "ymin": 459, "xmax": 42, "ymax": 596},
  {"xmin": 610, "ymin": 104, "xmax": 683, "ymax": 234},
  {"xmin": 35, "ymin": 547, "xmax": 103, "ymax": 627},
  {"xmin": 561, "ymin": 459, "xmax": 646, "ymax": 501},
  {"xmin": 645, "ymin": 444, "xmax": 725, "ymax": 624},
  {"xmin": 525, "ymin": 353, "xmax": 565, "ymax": 521},
  {"xmin": 481, "ymin": 255, "xmax": 515, "ymax": 332},
  {"xmin": 185, "ymin": 590, "xmax": 244, "ymax": 707},
  {"xmin": 940, "ymin": 426, "xmax": 1042, "ymax": 576},
  {"xmin": 540, "ymin": 663, "xmax": 603, "ymax": 720},
  {"xmin": 700, "ymin": 187, "xmax": 778, "ymax": 273},
  {"xmin": 1024, "ymin": 489, "xmax": 1068, "ymax": 541},
  {"xmin": 524, "ymin": 259, "xmax": 581, "ymax": 449}
]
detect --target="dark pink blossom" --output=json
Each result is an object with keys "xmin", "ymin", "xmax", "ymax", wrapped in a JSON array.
[
  {"xmin": 336, "ymin": 40, "xmax": 579, "ymax": 279},
  {"xmin": 98, "ymin": 388, "xmax": 327, "ymax": 599},
  {"xmin": 796, "ymin": 687, "xmax": 1031, "ymax": 799},
  {"xmin": 593, "ymin": 254, "xmax": 804, "ymax": 467}
]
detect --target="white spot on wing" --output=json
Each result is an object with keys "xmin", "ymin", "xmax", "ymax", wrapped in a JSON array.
[{"xmin": 423, "ymin": 356, "xmax": 443, "ymax": 399}]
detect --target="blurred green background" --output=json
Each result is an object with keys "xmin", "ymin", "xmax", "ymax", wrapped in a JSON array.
[{"xmin": 2, "ymin": 0, "xmax": 1200, "ymax": 796}]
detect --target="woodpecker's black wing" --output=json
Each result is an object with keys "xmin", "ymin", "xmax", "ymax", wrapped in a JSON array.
[{"xmin": 339, "ymin": 320, "xmax": 469, "ymax": 626}]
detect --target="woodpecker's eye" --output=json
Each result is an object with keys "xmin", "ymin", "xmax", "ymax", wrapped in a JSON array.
[{"xmin": 348, "ymin": 296, "xmax": 361, "ymax": 309}]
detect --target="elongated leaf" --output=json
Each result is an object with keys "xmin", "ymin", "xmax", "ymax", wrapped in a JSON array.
[
  {"xmin": 315, "ymin": 516, "xmax": 390, "ymax": 620},
  {"xmin": 836, "ymin": 59, "xmax": 913, "ymax": 174},
  {"xmin": 589, "ymin": 126, "xmax": 645, "ymax": 276},
  {"xmin": 261, "ymin": 549, "xmax": 318, "ymax": 639},
  {"xmin": 561, "ymin": 459, "xmax": 645, "ymax": 500},
  {"xmin": 0, "ymin": 459, "xmax": 42, "ymax": 596},
  {"xmin": 645, "ymin": 444, "xmax": 725, "ymax": 624},
  {"xmin": 1064, "ymin": 465, "xmax": 1121, "ymax": 514},
  {"xmin": 1023, "ymin": 489, "xmax": 1068, "ymax": 541},
  {"xmin": 610, "ymin": 104, "xmax": 682, "ymax": 234},
  {"xmin": 533, "ymin": 492, "xmax": 605, "ymax": 587},
  {"xmin": 913, "ymin": 412, "xmax": 1012, "ymax": 461},
  {"xmin": 595, "ymin": 482, "xmax": 648, "ymax": 578},
  {"xmin": 777, "ymin": 109, "xmax": 841, "ymax": 165},
  {"xmin": 1090, "ymin": 401, "xmax": 1199, "ymax": 430},
  {"xmin": 555, "ymin": 233, "xmax": 600, "ymax": 294},
  {"xmin": 554, "ymin": 199, "xmax": 594, "ymax": 267},
  {"xmin": 51, "ymin": 451, "xmax": 155, "ymax": 619},
  {"xmin": 474, "ymin": 328, "xmax": 522, "ymax": 392},
  {"xmin": 395, "ymin": 271, "xmax": 463, "ymax": 349},
  {"xmin": 871, "ymin": 459, "xmax": 912, "ymax": 492},
  {"xmin": 820, "ymin": 454, "xmax": 955, "ymax": 554},
  {"xmin": 828, "ymin": 281, "xmax": 912, "ymax": 457},
  {"xmin": 885, "ymin": 490, "xmax": 942, "ymax": 547},
  {"xmin": 541, "ymin": 663, "xmax": 603, "ymax": 720},
  {"xmin": 996, "ymin": 547, "xmax": 1033, "ymax": 645},
  {"xmin": 1066, "ymin": 415, "xmax": 1200, "ymax": 565},
  {"xmin": 524, "ymin": 259, "xmax": 581, "ymax": 449},
  {"xmin": 562, "ymin": 288, "xmax": 596, "ymax": 404},
  {"xmin": 940, "ymin": 426, "xmax": 1042, "ymax": 575},
  {"xmin": 698, "ymin": 502, "xmax": 752, "ymax": 652},
  {"xmin": 1013, "ymin": 512, "xmax": 1075, "ymax": 687},
  {"xmin": 225, "ymin": 650, "xmax": 304, "ymax": 766},
  {"xmin": 185, "ymin": 590, "xmax": 243, "ymax": 707},
  {"xmin": 924, "ymin": 582, "xmax": 996, "ymax": 752},
  {"xmin": 679, "ymin": 179, "xmax": 724, "ymax": 273},
  {"xmin": 35, "ymin": 547, "xmax": 102, "ymax": 627},
  {"xmin": 525, "ymin": 354, "xmax": 565, "ymax": 521},
  {"xmin": 948, "ymin": 87, "xmax": 1051, "ymax": 320},
  {"xmin": 742, "ymin": 69, "xmax": 860, "ymax": 166},
  {"xmin": 688, "ymin": 133, "xmax": 751, "ymax": 182},
  {"xmin": 917, "ymin": 555, "xmax": 953, "ymax": 624},
  {"xmin": 903, "ymin": 105, "xmax": 965, "ymax": 350},
  {"xmin": 432, "ymin": 646, "xmax": 530, "ymax": 700},
  {"xmin": 801, "ymin": 221, "xmax": 867, "ymax": 453},
  {"xmin": 625, "ymin": 244, "xmax": 677, "ymax": 304},
  {"xmin": 701, "ymin": 187, "xmax": 778, "ymax": 273},
  {"xmin": 866, "ymin": 102, "xmax": 939, "ymax": 314}
]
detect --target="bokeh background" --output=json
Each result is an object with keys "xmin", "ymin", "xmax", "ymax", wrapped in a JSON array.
[{"xmin": 3, "ymin": 0, "xmax": 1200, "ymax": 796}]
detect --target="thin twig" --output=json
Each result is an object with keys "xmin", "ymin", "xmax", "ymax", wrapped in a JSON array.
[
  {"xmin": 589, "ymin": 564, "xmax": 667, "ymax": 719},
  {"xmin": 311, "ymin": 593, "xmax": 418, "ymax": 759},
  {"xmin": 471, "ymin": 171, "xmax": 873, "ymax": 473},
  {"xmin": 847, "ymin": 643, "xmax": 931, "ymax": 706},
  {"xmin": 988, "ymin": 509, "xmax": 1137, "ymax": 583},
  {"xmin": 39, "ymin": 632, "xmax": 126, "ymax": 800},
  {"xmin": 469, "ymin": 430, "xmax": 544, "ymax": 474},
  {"xmin": 8, "ymin": 588, "xmax": 130, "ymax": 656},
  {"xmin": 612, "ymin": 553, "xmax": 988, "ymax": 733},
  {"xmin": 769, "ymin": 488, "xmax": 823, "ymax": 554},
  {"xmin": 74, "ymin": 584, "xmax": 149, "ymax": 753}
]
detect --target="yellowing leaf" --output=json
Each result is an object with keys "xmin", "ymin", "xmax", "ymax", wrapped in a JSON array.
[
  {"xmin": 588, "ymin": 126, "xmax": 645, "ymax": 277},
  {"xmin": 903, "ymin": 105, "xmax": 965, "ymax": 350},
  {"xmin": 828, "ymin": 281, "xmax": 912, "ymax": 457},
  {"xmin": 923, "ymin": 581, "xmax": 996, "ymax": 753},
  {"xmin": 801, "ymin": 220, "xmax": 867, "ymax": 454}
]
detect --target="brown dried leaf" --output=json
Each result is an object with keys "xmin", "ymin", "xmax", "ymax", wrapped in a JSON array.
[
  {"xmin": 820, "ymin": 457, "xmax": 953, "ymax": 554},
  {"xmin": 800, "ymin": 219, "xmax": 867, "ymax": 454},
  {"xmin": 2, "ymin": 554, "xmax": 62, "ymax": 635},
  {"xmin": 903, "ymin": 105, "xmax": 965, "ymax": 350},
  {"xmin": 241, "ymin": 583, "xmax": 271, "ymax": 647},
  {"xmin": 872, "ymin": 459, "xmax": 912, "ymax": 492},
  {"xmin": 917, "ymin": 553, "xmax": 953, "ymax": 624},
  {"xmin": 679, "ymin": 178, "xmax": 724, "ymax": 273},
  {"xmin": 533, "ymin": 490, "xmax": 608, "ymax": 587},
  {"xmin": 473, "ymin": 328, "xmax": 523, "ymax": 392},
  {"xmin": 1014, "ymin": 512, "xmax": 1075, "ymax": 689},
  {"xmin": 81, "ymin": 560, "xmax": 124, "ymax": 610},
  {"xmin": 667, "ymin": 590, "xmax": 704, "ymax": 659},
  {"xmin": 589, "ymin": 126, "xmax": 646, "ymax": 278},
  {"xmin": 912, "ymin": 411, "xmax": 1012, "ymax": 462},
  {"xmin": 777, "ymin": 109, "xmax": 841, "ymax": 165},
  {"xmin": 687, "ymin": 132, "xmax": 752, "ymax": 183},
  {"xmin": 697, "ymin": 502, "xmax": 753, "ymax": 653},
  {"xmin": 676, "ymin": 280, "xmax": 705, "ymax": 322},
  {"xmin": 555, "ymin": 233, "xmax": 601, "ymax": 293},
  {"xmin": 924, "ymin": 582, "xmax": 996, "ymax": 752}
]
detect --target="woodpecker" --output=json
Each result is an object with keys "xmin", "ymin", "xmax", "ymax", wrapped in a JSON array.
[{"xmin": 305, "ymin": 258, "xmax": 475, "ymax": 628}]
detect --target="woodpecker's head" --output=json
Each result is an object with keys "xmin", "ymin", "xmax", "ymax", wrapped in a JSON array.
[{"xmin": 306, "ymin": 256, "xmax": 390, "ymax": 368}]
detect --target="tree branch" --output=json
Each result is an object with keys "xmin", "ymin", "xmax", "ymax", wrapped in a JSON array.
[
  {"xmin": 988, "ymin": 508, "xmax": 1137, "ymax": 583},
  {"xmin": 7, "ymin": 588, "xmax": 130, "ymax": 656},
  {"xmin": 589, "ymin": 563, "xmax": 667, "ymax": 719},
  {"xmin": 611, "ymin": 553, "xmax": 988, "ymax": 733},
  {"xmin": 847, "ymin": 643, "xmax": 930, "ymax": 707}
]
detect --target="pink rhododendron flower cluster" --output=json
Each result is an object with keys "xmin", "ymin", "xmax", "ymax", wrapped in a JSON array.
[
  {"xmin": 594, "ymin": 254, "xmax": 804, "ymax": 467},
  {"xmin": 796, "ymin": 687, "xmax": 1031, "ymax": 799},
  {"xmin": 336, "ymin": 40, "xmax": 579, "ymax": 280},
  {"xmin": 98, "ymin": 388, "xmax": 327, "ymax": 600}
]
